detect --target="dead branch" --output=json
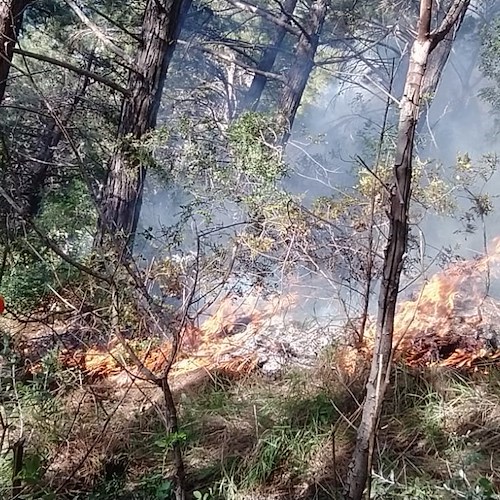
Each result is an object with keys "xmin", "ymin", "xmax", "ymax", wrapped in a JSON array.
[
  {"xmin": 13, "ymin": 48, "xmax": 128, "ymax": 94},
  {"xmin": 65, "ymin": 0, "xmax": 136, "ymax": 69}
]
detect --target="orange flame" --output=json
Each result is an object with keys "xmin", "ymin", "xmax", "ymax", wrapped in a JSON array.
[
  {"xmin": 60, "ymin": 239, "xmax": 500, "ymax": 379},
  {"xmin": 200, "ymin": 292, "xmax": 295, "ymax": 338},
  {"xmin": 391, "ymin": 238, "xmax": 500, "ymax": 367},
  {"xmin": 62, "ymin": 291, "xmax": 297, "ymax": 381}
]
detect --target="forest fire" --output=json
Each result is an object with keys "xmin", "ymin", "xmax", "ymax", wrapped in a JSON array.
[
  {"xmin": 198, "ymin": 292, "xmax": 296, "ymax": 338},
  {"xmin": 169, "ymin": 291, "xmax": 297, "ymax": 373},
  {"xmin": 64, "ymin": 291, "xmax": 297, "ymax": 380},
  {"xmin": 392, "ymin": 238, "xmax": 500, "ymax": 368},
  {"xmin": 57, "ymin": 241, "xmax": 500, "ymax": 380}
]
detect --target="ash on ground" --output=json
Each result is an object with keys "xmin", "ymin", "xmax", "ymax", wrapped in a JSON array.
[{"xmin": 221, "ymin": 320, "xmax": 340, "ymax": 376}]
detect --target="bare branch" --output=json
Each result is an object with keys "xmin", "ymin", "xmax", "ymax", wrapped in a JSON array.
[
  {"xmin": 431, "ymin": 0, "xmax": 470, "ymax": 48},
  {"xmin": 223, "ymin": 0, "xmax": 301, "ymax": 37},
  {"xmin": 13, "ymin": 48, "xmax": 128, "ymax": 94},
  {"xmin": 65, "ymin": 0, "xmax": 136, "ymax": 68},
  {"xmin": 87, "ymin": 5, "xmax": 142, "ymax": 42},
  {"xmin": 178, "ymin": 40, "xmax": 285, "ymax": 82}
]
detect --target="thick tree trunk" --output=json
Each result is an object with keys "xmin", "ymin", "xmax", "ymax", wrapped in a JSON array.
[
  {"xmin": 241, "ymin": 0, "xmax": 298, "ymax": 112},
  {"xmin": 0, "ymin": 0, "xmax": 30, "ymax": 105},
  {"xmin": 277, "ymin": 0, "xmax": 327, "ymax": 144},
  {"xmin": 344, "ymin": 1, "xmax": 470, "ymax": 499},
  {"xmin": 96, "ymin": 0, "xmax": 191, "ymax": 254}
]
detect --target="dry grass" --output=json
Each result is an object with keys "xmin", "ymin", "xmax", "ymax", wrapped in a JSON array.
[{"xmin": 3, "ymin": 312, "xmax": 500, "ymax": 500}]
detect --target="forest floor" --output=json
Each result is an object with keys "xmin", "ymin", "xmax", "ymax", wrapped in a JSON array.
[{"xmin": 2, "ymin": 308, "xmax": 500, "ymax": 499}]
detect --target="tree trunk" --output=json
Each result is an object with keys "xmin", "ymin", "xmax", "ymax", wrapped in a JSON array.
[
  {"xmin": 96, "ymin": 0, "xmax": 191, "ymax": 254},
  {"xmin": 417, "ymin": 5, "xmax": 467, "ymax": 132},
  {"xmin": 277, "ymin": 0, "xmax": 327, "ymax": 144},
  {"xmin": 241, "ymin": 0, "xmax": 298, "ymax": 112},
  {"xmin": 11, "ymin": 438, "xmax": 24, "ymax": 499},
  {"xmin": 0, "ymin": 0, "xmax": 31, "ymax": 105},
  {"xmin": 344, "ymin": 1, "xmax": 470, "ymax": 499},
  {"xmin": 161, "ymin": 378, "xmax": 186, "ymax": 500}
]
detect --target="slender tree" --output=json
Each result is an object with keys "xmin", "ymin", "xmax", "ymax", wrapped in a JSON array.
[
  {"xmin": 21, "ymin": 54, "xmax": 95, "ymax": 217},
  {"xmin": 0, "ymin": 0, "xmax": 31, "ymax": 105},
  {"xmin": 96, "ymin": 0, "xmax": 191, "ymax": 255},
  {"xmin": 344, "ymin": 1, "xmax": 470, "ymax": 499},
  {"xmin": 418, "ymin": 4, "xmax": 468, "ymax": 131}
]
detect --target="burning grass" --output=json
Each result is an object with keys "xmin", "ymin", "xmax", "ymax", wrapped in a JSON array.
[
  {"xmin": 53, "ymin": 290, "xmax": 297, "ymax": 384},
  {"xmin": 5, "ymin": 239, "xmax": 500, "ymax": 497},
  {"xmin": 344, "ymin": 237, "xmax": 500, "ymax": 372},
  {"xmin": 2, "ymin": 330, "xmax": 500, "ymax": 498}
]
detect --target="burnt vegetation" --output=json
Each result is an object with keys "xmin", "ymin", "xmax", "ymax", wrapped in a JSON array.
[{"xmin": 0, "ymin": 0, "xmax": 500, "ymax": 499}]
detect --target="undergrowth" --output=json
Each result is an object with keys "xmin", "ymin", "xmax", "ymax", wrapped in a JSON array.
[{"xmin": 1, "ymin": 337, "xmax": 500, "ymax": 499}]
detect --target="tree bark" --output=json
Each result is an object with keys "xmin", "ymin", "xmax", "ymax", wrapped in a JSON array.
[
  {"xmin": 277, "ymin": 0, "xmax": 327, "ymax": 144},
  {"xmin": 161, "ymin": 378, "xmax": 186, "ymax": 500},
  {"xmin": 417, "ymin": 4, "xmax": 467, "ymax": 132},
  {"xmin": 11, "ymin": 438, "xmax": 24, "ymax": 499},
  {"xmin": 344, "ymin": 1, "xmax": 470, "ymax": 499},
  {"xmin": 241, "ymin": 0, "xmax": 298, "ymax": 112},
  {"xmin": 96, "ymin": 0, "xmax": 191, "ymax": 255},
  {"xmin": 0, "ymin": 0, "xmax": 31, "ymax": 105}
]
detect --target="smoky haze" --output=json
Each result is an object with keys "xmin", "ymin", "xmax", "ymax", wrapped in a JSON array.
[{"xmin": 137, "ymin": 11, "xmax": 499, "ymax": 325}]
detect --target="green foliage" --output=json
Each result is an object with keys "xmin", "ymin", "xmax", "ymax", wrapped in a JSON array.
[
  {"xmin": 228, "ymin": 112, "xmax": 285, "ymax": 184},
  {"xmin": 480, "ymin": 16, "xmax": 500, "ymax": 122},
  {"xmin": 136, "ymin": 474, "xmax": 174, "ymax": 500},
  {"xmin": 1, "ymin": 250, "xmax": 57, "ymax": 310},
  {"xmin": 178, "ymin": 371, "xmax": 338, "ymax": 495},
  {"xmin": 193, "ymin": 487, "xmax": 216, "ymax": 500},
  {"xmin": 1, "ymin": 176, "xmax": 94, "ymax": 310},
  {"xmin": 79, "ymin": 472, "xmax": 173, "ymax": 500},
  {"xmin": 0, "ymin": 334, "xmax": 76, "ymax": 499},
  {"xmin": 370, "ymin": 472, "xmax": 500, "ymax": 499},
  {"xmin": 38, "ymin": 177, "xmax": 96, "ymax": 247},
  {"xmin": 20, "ymin": 452, "xmax": 44, "ymax": 484},
  {"xmin": 84, "ymin": 477, "xmax": 126, "ymax": 500},
  {"xmin": 154, "ymin": 431, "xmax": 188, "ymax": 451}
]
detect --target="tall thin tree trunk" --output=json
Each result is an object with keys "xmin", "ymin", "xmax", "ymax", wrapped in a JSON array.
[
  {"xmin": 241, "ymin": 0, "xmax": 298, "ymax": 112},
  {"xmin": 11, "ymin": 438, "xmax": 24, "ymax": 498},
  {"xmin": 96, "ymin": 0, "xmax": 191, "ymax": 254},
  {"xmin": 277, "ymin": 0, "xmax": 327, "ymax": 144},
  {"xmin": 0, "ymin": 0, "xmax": 31, "ymax": 105},
  {"xmin": 344, "ymin": 1, "xmax": 470, "ymax": 499},
  {"xmin": 161, "ymin": 378, "xmax": 186, "ymax": 500}
]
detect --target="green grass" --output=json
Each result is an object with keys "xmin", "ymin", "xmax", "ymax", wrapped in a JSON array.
[
  {"xmin": 175, "ymin": 368, "xmax": 348, "ymax": 498},
  {"xmin": 167, "ymin": 363, "xmax": 500, "ymax": 498},
  {"xmin": 6, "ymin": 343, "xmax": 500, "ymax": 499},
  {"xmin": 370, "ymin": 366, "xmax": 500, "ymax": 499}
]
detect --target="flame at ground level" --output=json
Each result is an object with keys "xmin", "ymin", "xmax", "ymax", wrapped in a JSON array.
[
  {"xmin": 387, "ymin": 237, "xmax": 500, "ymax": 368},
  {"xmin": 59, "ymin": 238, "xmax": 500, "ymax": 380},
  {"xmin": 60, "ymin": 291, "xmax": 296, "ymax": 380}
]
